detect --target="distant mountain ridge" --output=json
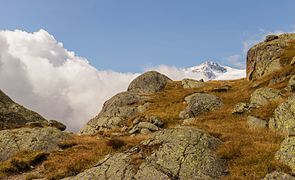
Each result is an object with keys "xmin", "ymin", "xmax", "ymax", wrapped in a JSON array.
[{"xmin": 185, "ymin": 61, "xmax": 245, "ymax": 80}]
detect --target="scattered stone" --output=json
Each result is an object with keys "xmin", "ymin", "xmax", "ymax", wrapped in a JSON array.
[
  {"xmin": 269, "ymin": 95, "xmax": 295, "ymax": 135},
  {"xmin": 150, "ymin": 117, "xmax": 164, "ymax": 128},
  {"xmin": 288, "ymin": 75, "xmax": 295, "ymax": 92},
  {"xmin": 132, "ymin": 118, "xmax": 141, "ymax": 125},
  {"xmin": 250, "ymin": 87, "xmax": 281, "ymax": 106},
  {"xmin": 0, "ymin": 127, "xmax": 69, "ymax": 162},
  {"xmin": 64, "ymin": 127, "xmax": 227, "ymax": 180},
  {"xmin": 263, "ymin": 171, "xmax": 295, "ymax": 180},
  {"xmin": 247, "ymin": 116, "xmax": 267, "ymax": 129},
  {"xmin": 128, "ymin": 71, "xmax": 172, "ymax": 94},
  {"xmin": 181, "ymin": 78, "xmax": 205, "ymax": 89},
  {"xmin": 182, "ymin": 118, "xmax": 195, "ymax": 125},
  {"xmin": 129, "ymin": 125, "xmax": 140, "ymax": 134},
  {"xmin": 291, "ymin": 57, "xmax": 295, "ymax": 66},
  {"xmin": 121, "ymin": 126, "xmax": 128, "ymax": 132},
  {"xmin": 179, "ymin": 93, "xmax": 222, "ymax": 119},
  {"xmin": 275, "ymin": 136, "xmax": 295, "ymax": 173},
  {"xmin": 213, "ymin": 85, "xmax": 231, "ymax": 92},
  {"xmin": 264, "ymin": 35, "xmax": 279, "ymax": 42},
  {"xmin": 140, "ymin": 128, "xmax": 152, "ymax": 134},
  {"xmin": 232, "ymin": 102, "xmax": 250, "ymax": 114},
  {"xmin": 137, "ymin": 122, "xmax": 159, "ymax": 131},
  {"xmin": 48, "ymin": 120, "xmax": 66, "ymax": 131}
]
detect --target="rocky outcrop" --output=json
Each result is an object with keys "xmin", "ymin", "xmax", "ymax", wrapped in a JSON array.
[
  {"xmin": 179, "ymin": 93, "xmax": 222, "ymax": 119},
  {"xmin": 275, "ymin": 136, "xmax": 295, "ymax": 173},
  {"xmin": 181, "ymin": 79, "xmax": 205, "ymax": 89},
  {"xmin": 269, "ymin": 95, "xmax": 295, "ymax": 135},
  {"xmin": 250, "ymin": 87, "xmax": 281, "ymax": 106},
  {"xmin": 247, "ymin": 34, "xmax": 295, "ymax": 80},
  {"xmin": 0, "ymin": 127, "xmax": 69, "ymax": 162},
  {"xmin": 64, "ymin": 127, "xmax": 227, "ymax": 180},
  {"xmin": 127, "ymin": 71, "xmax": 172, "ymax": 94},
  {"xmin": 0, "ymin": 89, "xmax": 47, "ymax": 130},
  {"xmin": 263, "ymin": 171, "xmax": 295, "ymax": 180},
  {"xmin": 79, "ymin": 92, "xmax": 149, "ymax": 135}
]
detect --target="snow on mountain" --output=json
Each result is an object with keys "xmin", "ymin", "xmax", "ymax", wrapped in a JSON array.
[{"xmin": 147, "ymin": 61, "xmax": 246, "ymax": 81}]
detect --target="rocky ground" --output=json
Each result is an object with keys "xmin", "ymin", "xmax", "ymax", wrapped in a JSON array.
[{"xmin": 0, "ymin": 34, "xmax": 295, "ymax": 179}]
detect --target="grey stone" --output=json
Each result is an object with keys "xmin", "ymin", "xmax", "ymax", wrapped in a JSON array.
[
  {"xmin": 288, "ymin": 75, "xmax": 295, "ymax": 91},
  {"xmin": 247, "ymin": 116, "xmax": 267, "ymax": 129},
  {"xmin": 0, "ymin": 127, "xmax": 68, "ymax": 162},
  {"xmin": 275, "ymin": 136, "xmax": 295, "ymax": 173},
  {"xmin": 263, "ymin": 171, "xmax": 295, "ymax": 180},
  {"xmin": 179, "ymin": 93, "xmax": 222, "ymax": 119},
  {"xmin": 65, "ymin": 127, "xmax": 227, "ymax": 180},
  {"xmin": 0, "ymin": 89, "xmax": 47, "ymax": 130},
  {"xmin": 181, "ymin": 78, "xmax": 205, "ymax": 89},
  {"xmin": 264, "ymin": 35, "xmax": 279, "ymax": 42},
  {"xmin": 79, "ymin": 91, "xmax": 149, "ymax": 135},
  {"xmin": 137, "ymin": 122, "xmax": 159, "ymax": 131},
  {"xmin": 250, "ymin": 87, "xmax": 281, "ymax": 106},
  {"xmin": 140, "ymin": 128, "xmax": 152, "ymax": 134},
  {"xmin": 128, "ymin": 71, "xmax": 172, "ymax": 94},
  {"xmin": 232, "ymin": 102, "xmax": 250, "ymax": 114},
  {"xmin": 270, "ymin": 95, "xmax": 295, "ymax": 135},
  {"xmin": 48, "ymin": 120, "xmax": 66, "ymax": 131},
  {"xmin": 291, "ymin": 57, "xmax": 295, "ymax": 66},
  {"xmin": 129, "ymin": 125, "xmax": 140, "ymax": 134}
]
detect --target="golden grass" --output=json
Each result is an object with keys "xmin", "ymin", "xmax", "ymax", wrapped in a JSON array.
[
  {"xmin": 40, "ymin": 134, "xmax": 148, "ymax": 180},
  {"xmin": 0, "ymin": 151, "xmax": 48, "ymax": 178},
  {"xmin": 142, "ymin": 78, "xmax": 291, "ymax": 179}
]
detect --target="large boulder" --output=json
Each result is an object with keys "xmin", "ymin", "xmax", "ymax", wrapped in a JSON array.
[
  {"xmin": 247, "ymin": 34, "xmax": 295, "ymax": 80},
  {"xmin": 0, "ymin": 127, "xmax": 69, "ymax": 162},
  {"xmin": 63, "ymin": 127, "xmax": 227, "ymax": 180},
  {"xmin": 0, "ymin": 89, "xmax": 47, "ymax": 130},
  {"xmin": 250, "ymin": 87, "xmax": 281, "ymax": 106},
  {"xmin": 79, "ymin": 92, "xmax": 149, "ymax": 135},
  {"xmin": 179, "ymin": 93, "xmax": 222, "ymax": 119},
  {"xmin": 127, "ymin": 71, "xmax": 172, "ymax": 94},
  {"xmin": 275, "ymin": 136, "xmax": 295, "ymax": 173},
  {"xmin": 269, "ymin": 95, "xmax": 295, "ymax": 135}
]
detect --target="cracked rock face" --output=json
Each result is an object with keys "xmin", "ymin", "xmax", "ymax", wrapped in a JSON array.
[
  {"xmin": 79, "ymin": 92, "xmax": 149, "ymax": 135},
  {"xmin": 179, "ymin": 93, "xmax": 222, "ymax": 119},
  {"xmin": 65, "ymin": 127, "xmax": 227, "ymax": 180},
  {"xmin": 263, "ymin": 171, "xmax": 295, "ymax": 180},
  {"xmin": 269, "ymin": 95, "xmax": 295, "ymax": 135},
  {"xmin": 247, "ymin": 34, "xmax": 295, "ymax": 80},
  {"xmin": 0, "ymin": 89, "xmax": 47, "ymax": 130},
  {"xmin": 276, "ymin": 136, "xmax": 295, "ymax": 173},
  {"xmin": 127, "ymin": 71, "xmax": 172, "ymax": 94},
  {"xmin": 0, "ymin": 127, "xmax": 69, "ymax": 162}
]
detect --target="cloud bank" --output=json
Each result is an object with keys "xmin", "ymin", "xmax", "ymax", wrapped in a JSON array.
[{"xmin": 0, "ymin": 29, "xmax": 139, "ymax": 131}]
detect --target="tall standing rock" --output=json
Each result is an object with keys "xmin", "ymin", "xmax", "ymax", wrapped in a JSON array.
[
  {"xmin": 0, "ymin": 89, "xmax": 47, "ymax": 130},
  {"xmin": 247, "ymin": 34, "xmax": 295, "ymax": 80}
]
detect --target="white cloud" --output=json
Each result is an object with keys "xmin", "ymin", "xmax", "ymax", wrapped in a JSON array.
[
  {"xmin": 0, "ymin": 29, "xmax": 139, "ymax": 131},
  {"xmin": 226, "ymin": 54, "xmax": 245, "ymax": 69},
  {"xmin": 0, "ymin": 29, "xmax": 245, "ymax": 132}
]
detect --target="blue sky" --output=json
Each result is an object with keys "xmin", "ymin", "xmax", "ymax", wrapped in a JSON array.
[{"xmin": 1, "ymin": 0, "xmax": 295, "ymax": 72}]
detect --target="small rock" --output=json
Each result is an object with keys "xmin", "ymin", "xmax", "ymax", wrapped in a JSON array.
[
  {"xmin": 129, "ymin": 125, "xmax": 140, "ymax": 134},
  {"xmin": 121, "ymin": 126, "xmax": 128, "ymax": 132},
  {"xmin": 264, "ymin": 35, "xmax": 279, "ymax": 42},
  {"xmin": 132, "ymin": 118, "xmax": 141, "ymax": 125},
  {"xmin": 291, "ymin": 57, "xmax": 295, "ymax": 66},
  {"xmin": 137, "ymin": 122, "xmax": 159, "ymax": 131},
  {"xmin": 288, "ymin": 75, "xmax": 295, "ymax": 92},
  {"xmin": 247, "ymin": 116, "xmax": 267, "ymax": 129},
  {"xmin": 48, "ymin": 120, "xmax": 66, "ymax": 131},
  {"xmin": 25, "ymin": 122, "xmax": 46, "ymax": 128},
  {"xmin": 263, "ymin": 171, "xmax": 295, "ymax": 180},
  {"xmin": 150, "ymin": 117, "xmax": 164, "ymax": 127},
  {"xmin": 212, "ymin": 85, "xmax": 231, "ymax": 92},
  {"xmin": 232, "ymin": 102, "xmax": 250, "ymax": 114},
  {"xmin": 181, "ymin": 78, "xmax": 205, "ymax": 89},
  {"xmin": 140, "ymin": 128, "xmax": 152, "ymax": 134}
]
